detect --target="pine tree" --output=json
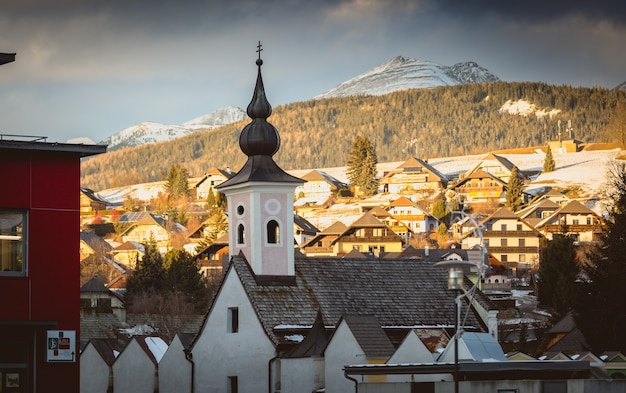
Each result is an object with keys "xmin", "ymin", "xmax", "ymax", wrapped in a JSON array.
[
  {"xmin": 505, "ymin": 167, "xmax": 524, "ymax": 212},
  {"xmin": 205, "ymin": 187, "xmax": 216, "ymax": 209},
  {"xmin": 165, "ymin": 164, "xmax": 190, "ymax": 199},
  {"xmin": 543, "ymin": 146, "xmax": 556, "ymax": 172},
  {"xmin": 432, "ymin": 199, "xmax": 450, "ymax": 226},
  {"xmin": 346, "ymin": 135, "xmax": 379, "ymax": 196},
  {"xmin": 575, "ymin": 161, "xmax": 626, "ymax": 352},
  {"xmin": 537, "ymin": 234, "xmax": 579, "ymax": 321},
  {"xmin": 164, "ymin": 249, "xmax": 210, "ymax": 311},
  {"xmin": 125, "ymin": 238, "xmax": 167, "ymax": 305}
]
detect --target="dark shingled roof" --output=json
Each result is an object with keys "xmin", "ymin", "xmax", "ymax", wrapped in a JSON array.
[
  {"xmin": 86, "ymin": 339, "xmax": 126, "ymax": 366},
  {"xmin": 340, "ymin": 314, "xmax": 395, "ymax": 357},
  {"xmin": 229, "ymin": 255, "xmax": 491, "ymax": 347}
]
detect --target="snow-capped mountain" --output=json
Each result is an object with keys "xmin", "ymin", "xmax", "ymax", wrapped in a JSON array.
[
  {"xmin": 182, "ymin": 106, "xmax": 247, "ymax": 130},
  {"xmin": 100, "ymin": 106, "xmax": 246, "ymax": 151},
  {"xmin": 314, "ymin": 56, "xmax": 499, "ymax": 99}
]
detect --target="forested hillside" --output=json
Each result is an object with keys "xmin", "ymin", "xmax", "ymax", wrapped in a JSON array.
[{"xmin": 81, "ymin": 82, "xmax": 626, "ymax": 191}]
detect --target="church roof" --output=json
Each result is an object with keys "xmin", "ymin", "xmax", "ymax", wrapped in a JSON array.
[
  {"xmin": 218, "ymin": 255, "xmax": 492, "ymax": 347},
  {"xmin": 339, "ymin": 314, "xmax": 395, "ymax": 357}
]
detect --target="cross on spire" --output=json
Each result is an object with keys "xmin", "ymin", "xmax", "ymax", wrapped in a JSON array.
[{"xmin": 256, "ymin": 41, "xmax": 263, "ymax": 60}]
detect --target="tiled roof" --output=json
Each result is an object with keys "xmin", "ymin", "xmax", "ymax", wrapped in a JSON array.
[
  {"xmin": 230, "ymin": 255, "xmax": 491, "ymax": 347},
  {"xmin": 340, "ymin": 314, "xmax": 395, "ymax": 357},
  {"xmin": 81, "ymin": 231, "xmax": 113, "ymax": 253},
  {"xmin": 320, "ymin": 221, "xmax": 348, "ymax": 234},
  {"xmin": 80, "ymin": 313, "xmax": 127, "ymax": 341},
  {"xmin": 285, "ymin": 310, "xmax": 328, "ymax": 358},
  {"xmin": 87, "ymin": 338, "xmax": 126, "ymax": 365},
  {"xmin": 349, "ymin": 212, "xmax": 387, "ymax": 228}
]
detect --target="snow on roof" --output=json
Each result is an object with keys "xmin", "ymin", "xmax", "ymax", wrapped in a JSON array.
[{"xmin": 144, "ymin": 336, "xmax": 168, "ymax": 363}]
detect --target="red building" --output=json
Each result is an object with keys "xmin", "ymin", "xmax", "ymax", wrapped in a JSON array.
[{"xmin": 0, "ymin": 137, "xmax": 105, "ymax": 392}]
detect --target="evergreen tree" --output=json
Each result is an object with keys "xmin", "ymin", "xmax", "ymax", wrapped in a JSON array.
[
  {"xmin": 575, "ymin": 161, "xmax": 626, "ymax": 352},
  {"xmin": 125, "ymin": 238, "xmax": 167, "ymax": 305},
  {"xmin": 505, "ymin": 167, "xmax": 524, "ymax": 212},
  {"xmin": 195, "ymin": 207, "xmax": 229, "ymax": 253},
  {"xmin": 537, "ymin": 234, "xmax": 579, "ymax": 321},
  {"xmin": 205, "ymin": 187, "xmax": 216, "ymax": 209},
  {"xmin": 165, "ymin": 163, "xmax": 190, "ymax": 199},
  {"xmin": 164, "ymin": 249, "xmax": 210, "ymax": 311},
  {"xmin": 543, "ymin": 146, "xmax": 556, "ymax": 172},
  {"xmin": 432, "ymin": 199, "xmax": 450, "ymax": 225},
  {"xmin": 346, "ymin": 135, "xmax": 379, "ymax": 196}
]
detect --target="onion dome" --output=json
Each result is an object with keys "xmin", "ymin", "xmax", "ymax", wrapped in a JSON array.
[
  {"xmin": 239, "ymin": 57, "xmax": 280, "ymax": 157},
  {"xmin": 216, "ymin": 43, "xmax": 303, "ymax": 189}
]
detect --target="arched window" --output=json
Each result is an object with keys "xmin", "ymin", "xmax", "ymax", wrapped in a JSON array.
[
  {"xmin": 237, "ymin": 224, "xmax": 245, "ymax": 245},
  {"xmin": 267, "ymin": 220, "xmax": 280, "ymax": 244}
]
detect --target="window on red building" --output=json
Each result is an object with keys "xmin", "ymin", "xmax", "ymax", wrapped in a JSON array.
[{"xmin": 0, "ymin": 210, "xmax": 27, "ymax": 275}]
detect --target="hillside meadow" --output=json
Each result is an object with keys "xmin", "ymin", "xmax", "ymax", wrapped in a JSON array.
[{"xmin": 81, "ymin": 82, "xmax": 626, "ymax": 191}]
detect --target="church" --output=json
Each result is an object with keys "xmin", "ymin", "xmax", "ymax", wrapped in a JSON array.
[{"xmin": 163, "ymin": 45, "xmax": 494, "ymax": 393}]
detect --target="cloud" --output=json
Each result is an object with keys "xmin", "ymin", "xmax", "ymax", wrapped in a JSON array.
[{"xmin": 325, "ymin": 0, "xmax": 422, "ymax": 23}]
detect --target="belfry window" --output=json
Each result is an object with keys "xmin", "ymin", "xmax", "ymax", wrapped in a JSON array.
[
  {"xmin": 237, "ymin": 224, "xmax": 245, "ymax": 245},
  {"xmin": 267, "ymin": 220, "xmax": 280, "ymax": 244}
]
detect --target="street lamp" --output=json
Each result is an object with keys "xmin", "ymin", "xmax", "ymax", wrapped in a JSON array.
[{"xmin": 435, "ymin": 260, "xmax": 475, "ymax": 393}]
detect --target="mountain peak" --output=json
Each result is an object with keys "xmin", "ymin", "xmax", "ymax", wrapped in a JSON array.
[
  {"xmin": 100, "ymin": 106, "xmax": 246, "ymax": 151},
  {"xmin": 314, "ymin": 56, "xmax": 499, "ymax": 100}
]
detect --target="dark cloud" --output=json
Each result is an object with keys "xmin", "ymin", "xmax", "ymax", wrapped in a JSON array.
[{"xmin": 432, "ymin": 0, "xmax": 626, "ymax": 25}]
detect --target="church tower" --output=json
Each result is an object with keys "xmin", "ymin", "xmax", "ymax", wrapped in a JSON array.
[{"xmin": 216, "ymin": 43, "xmax": 303, "ymax": 277}]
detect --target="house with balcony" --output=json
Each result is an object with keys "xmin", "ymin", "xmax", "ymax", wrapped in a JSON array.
[
  {"xmin": 301, "ymin": 221, "xmax": 349, "ymax": 256},
  {"xmin": 118, "ymin": 211, "xmax": 187, "ymax": 254},
  {"xmin": 385, "ymin": 196, "xmax": 440, "ymax": 236},
  {"xmin": 303, "ymin": 212, "xmax": 403, "ymax": 257},
  {"xmin": 379, "ymin": 157, "xmax": 447, "ymax": 194},
  {"xmin": 464, "ymin": 153, "xmax": 525, "ymax": 184},
  {"xmin": 534, "ymin": 200, "xmax": 606, "ymax": 243},
  {"xmin": 462, "ymin": 207, "xmax": 543, "ymax": 273}
]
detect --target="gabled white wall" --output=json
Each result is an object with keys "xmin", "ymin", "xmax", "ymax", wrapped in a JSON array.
[
  {"xmin": 386, "ymin": 331, "xmax": 439, "ymax": 383},
  {"xmin": 281, "ymin": 357, "xmax": 324, "ymax": 393},
  {"xmin": 158, "ymin": 335, "xmax": 191, "ymax": 393},
  {"xmin": 324, "ymin": 320, "xmax": 366, "ymax": 393},
  {"xmin": 191, "ymin": 267, "xmax": 276, "ymax": 393},
  {"xmin": 112, "ymin": 339, "xmax": 157, "ymax": 393},
  {"xmin": 80, "ymin": 343, "xmax": 111, "ymax": 393}
]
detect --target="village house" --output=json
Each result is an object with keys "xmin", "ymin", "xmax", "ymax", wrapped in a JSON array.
[
  {"xmin": 533, "ymin": 199, "xmax": 606, "ymax": 243},
  {"xmin": 379, "ymin": 156, "xmax": 447, "ymax": 194},
  {"xmin": 299, "ymin": 220, "xmax": 348, "ymax": 256},
  {"xmin": 80, "ymin": 277, "xmax": 126, "ymax": 322},
  {"xmin": 463, "ymin": 153, "xmax": 525, "ymax": 184},
  {"xmin": 385, "ymin": 195, "xmax": 440, "ymax": 236},
  {"xmin": 194, "ymin": 167, "xmax": 233, "ymax": 201},
  {"xmin": 462, "ymin": 207, "xmax": 543, "ymax": 273},
  {"xmin": 301, "ymin": 212, "xmax": 404, "ymax": 256},
  {"xmin": 110, "ymin": 240, "xmax": 145, "ymax": 269},
  {"xmin": 294, "ymin": 169, "xmax": 347, "ymax": 199},
  {"xmin": 80, "ymin": 187, "xmax": 109, "ymax": 214},
  {"xmin": 453, "ymin": 168, "xmax": 509, "ymax": 208},
  {"xmin": 118, "ymin": 211, "xmax": 187, "ymax": 253}
]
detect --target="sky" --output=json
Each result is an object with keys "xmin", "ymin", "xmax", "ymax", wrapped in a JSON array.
[{"xmin": 1, "ymin": 0, "xmax": 625, "ymax": 144}]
